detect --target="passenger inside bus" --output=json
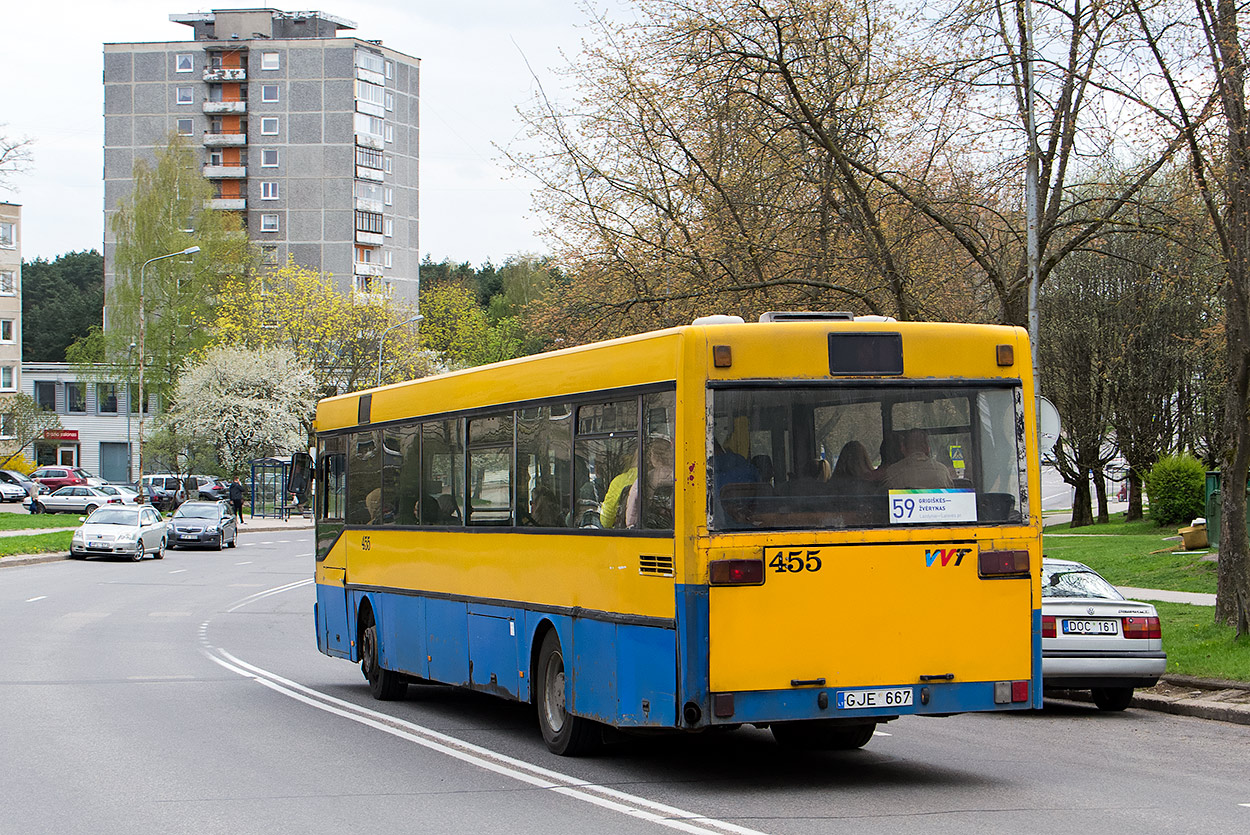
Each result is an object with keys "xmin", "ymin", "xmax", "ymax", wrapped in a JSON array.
[{"xmin": 881, "ymin": 429, "xmax": 954, "ymax": 489}]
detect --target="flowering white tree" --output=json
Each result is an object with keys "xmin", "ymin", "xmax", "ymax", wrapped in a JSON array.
[{"xmin": 165, "ymin": 346, "xmax": 315, "ymax": 476}]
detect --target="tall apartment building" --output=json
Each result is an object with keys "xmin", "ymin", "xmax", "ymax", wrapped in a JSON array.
[
  {"xmin": 103, "ymin": 8, "xmax": 419, "ymax": 309},
  {"xmin": 0, "ymin": 203, "xmax": 22, "ymax": 399}
]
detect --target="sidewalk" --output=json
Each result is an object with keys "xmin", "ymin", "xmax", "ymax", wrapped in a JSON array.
[{"xmin": 0, "ymin": 513, "xmax": 312, "ymax": 568}]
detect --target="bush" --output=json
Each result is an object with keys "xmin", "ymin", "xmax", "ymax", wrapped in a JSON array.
[{"xmin": 1145, "ymin": 453, "xmax": 1206, "ymax": 527}]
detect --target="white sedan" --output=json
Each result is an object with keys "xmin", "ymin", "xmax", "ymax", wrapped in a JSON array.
[
  {"xmin": 1041, "ymin": 557, "xmax": 1167, "ymax": 711},
  {"xmin": 70, "ymin": 505, "xmax": 168, "ymax": 561}
]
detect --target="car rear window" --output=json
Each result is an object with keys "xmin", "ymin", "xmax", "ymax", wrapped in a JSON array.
[{"xmin": 1042, "ymin": 566, "xmax": 1123, "ymax": 600}]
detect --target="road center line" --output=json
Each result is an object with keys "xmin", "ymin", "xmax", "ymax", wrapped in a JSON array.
[
  {"xmin": 205, "ymin": 582, "xmax": 768, "ymax": 835},
  {"xmin": 25, "ymin": 596, "xmax": 46, "ymax": 602}
]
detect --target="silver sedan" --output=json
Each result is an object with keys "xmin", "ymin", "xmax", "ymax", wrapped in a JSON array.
[
  {"xmin": 1041, "ymin": 557, "xmax": 1167, "ymax": 711},
  {"xmin": 26, "ymin": 486, "xmax": 124, "ymax": 515},
  {"xmin": 70, "ymin": 505, "xmax": 168, "ymax": 561}
]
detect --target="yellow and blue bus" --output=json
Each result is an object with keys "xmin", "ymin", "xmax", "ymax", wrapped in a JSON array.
[{"xmin": 312, "ymin": 313, "xmax": 1042, "ymax": 755}]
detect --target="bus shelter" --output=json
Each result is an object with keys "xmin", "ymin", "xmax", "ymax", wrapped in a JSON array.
[{"xmin": 249, "ymin": 458, "xmax": 289, "ymax": 520}]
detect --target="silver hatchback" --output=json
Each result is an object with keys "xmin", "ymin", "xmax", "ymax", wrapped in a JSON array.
[{"xmin": 1041, "ymin": 558, "xmax": 1167, "ymax": 711}]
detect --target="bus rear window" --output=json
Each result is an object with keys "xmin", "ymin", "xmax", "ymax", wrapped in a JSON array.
[{"xmin": 709, "ymin": 384, "xmax": 1026, "ymax": 531}]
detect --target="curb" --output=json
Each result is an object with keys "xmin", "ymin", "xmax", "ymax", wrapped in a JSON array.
[{"xmin": 1055, "ymin": 675, "xmax": 1250, "ymax": 726}]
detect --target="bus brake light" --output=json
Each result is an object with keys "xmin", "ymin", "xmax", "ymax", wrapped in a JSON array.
[
  {"xmin": 978, "ymin": 550, "xmax": 1030, "ymax": 578},
  {"xmin": 709, "ymin": 559, "xmax": 764, "ymax": 586}
]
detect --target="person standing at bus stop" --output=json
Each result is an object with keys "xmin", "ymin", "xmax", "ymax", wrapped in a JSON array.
[{"xmin": 229, "ymin": 477, "xmax": 245, "ymax": 524}]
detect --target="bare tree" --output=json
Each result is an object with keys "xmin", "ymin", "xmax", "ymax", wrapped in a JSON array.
[{"xmin": 0, "ymin": 126, "xmax": 33, "ymax": 191}]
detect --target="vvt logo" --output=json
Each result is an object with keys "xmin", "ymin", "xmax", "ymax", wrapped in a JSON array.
[{"xmin": 925, "ymin": 547, "xmax": 973, "ymax": 567}]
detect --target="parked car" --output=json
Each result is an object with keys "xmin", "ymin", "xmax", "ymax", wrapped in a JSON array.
[
  {"xmin": 0, "ymin": 469, "xmax": 46, "ymax": 498},
  {"xmin": 167, "ymin": 500, "xmax": 237, "ymax": 550},
  {"xmin": 69, "ymin": 505, "xmax": 167, "ymax": 561},
  {"xmin": 25, "ymin": 485, "xmax": 125, "ymax": 515},
  {"xmin": 96, "ymin": 484, "xmax": 141, "ymax": 504},
  {"xmin": 29, "ymin": 467, "xmax": 87, "ymax": 492},
  {"xmin": 184, "ymin": 475, "xmax": 230, "ymax": 501},
  {"xmin": 140, "ymin": 475, "xmax": 187, "ymax": 511},
  {"xmin": 1041, "ymin": 558, "xmax": 1167, "ymax": 711},
  {"xmin": 0, "ymin": 480, "xmax": 27, "ymax": 502},
  {"xmin": 72, "ymin": 468, "xmax": 107, "ymax": 487}
]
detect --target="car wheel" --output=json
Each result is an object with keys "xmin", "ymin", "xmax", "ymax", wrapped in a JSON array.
[
  {"xmin": 154, "ymin": 537, "xmax": 165, "ymax": 560},
  {"xmin": 131, "ymin": 541, "xmax": 144, "ymax": 562},
  {"xmin": 227, "ymin": 532, "xmax": 237, "ymax": 548},
  {"xmin": 1091, "ymin": 686, "xmax": 1134, "ymax": 711},
  {"xmin": 213, "ymin": 534, "xmax": 224, "ymax": 552},
  {"xmin": 84, "ymin": 504, "xmax": 98, "ymax": 515},
  {"xmin": 535, "ymin": 629, "xmax": 600, "ymax": 756}
]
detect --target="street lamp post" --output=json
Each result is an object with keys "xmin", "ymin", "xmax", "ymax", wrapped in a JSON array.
[
  {"xmin": 125, "ymin": 341, "xmax": 135, "ymax": 483},
  {"xmin": 137, "ymin": 246, "xmax": 199, "ymax": 483},
  {"xmin": 377, "ymin": 314, "xmax": 423, "ymax": 386}
]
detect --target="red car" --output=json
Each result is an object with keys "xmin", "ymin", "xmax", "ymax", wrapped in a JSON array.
[{"xmin": 30, "ymin": 466, "xmax": 88, "ymax": 491}]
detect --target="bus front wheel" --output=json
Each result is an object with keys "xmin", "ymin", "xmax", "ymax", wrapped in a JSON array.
[
  {"xmin": 772, "ymin": 720, "xmax": 876, "ymax": 751},
  {"xmin": 535, "ymin": 630, "xmax": 599, "ymax": 756},
  {"xmin": 361, "ymin": 621, "xmax": 407, "ymax": 701}
]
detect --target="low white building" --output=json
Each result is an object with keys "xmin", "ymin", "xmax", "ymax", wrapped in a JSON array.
[{"xmin": 20, "ymin": 362, "xmax": 157, "ymax": 482}]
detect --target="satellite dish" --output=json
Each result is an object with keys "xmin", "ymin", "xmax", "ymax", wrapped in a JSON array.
[{"xmin": 1037, "ymin": 396, "xmax": 1061, "ymax": 455}]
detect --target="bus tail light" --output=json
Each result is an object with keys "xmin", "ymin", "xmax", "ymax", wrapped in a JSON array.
[
  {"xmin": 994, "ymin": 680, "xmax": 1031, "ymax": 704},
  {"xmin": 978, "ymin": 549, "xmax": 1030, "ymax": 578},
  {"xmin": 1042, "ymin": 615, "xmax": 1056, "ymax": 638},
  {"xmin": 1122, "ymin": 616, "xmax": 1161, "ymax": 639},
  {"xmin": 708, "ymin": 559, "xmax": 764, "ymax": 586}
]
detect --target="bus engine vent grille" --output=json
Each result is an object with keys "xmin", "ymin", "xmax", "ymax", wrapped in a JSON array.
[{"xmin": 639, "ymin": 555, "xmax": 675, "ymax": 577}]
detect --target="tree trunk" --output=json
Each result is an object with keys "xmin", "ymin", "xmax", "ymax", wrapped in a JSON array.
[
  {"xmin": 1070, "ymin": 472, "xmax": 1094, "ymax": 528},
  {"xmin": 1126, "ymin": 471, "xmax": 1144, "ymax": 522},
  {"xmin": 1093, "ymin": 467, "xmax": 1109, "ymax": 524}
]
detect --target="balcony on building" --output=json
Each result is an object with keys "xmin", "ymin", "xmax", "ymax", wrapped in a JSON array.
[
  {"xmin": 204, "ymin": 133, "xmax": 247, "ymax": 147},
  {"xmin": 353, "ymin": 261, "xmax": 384, "ymax": 277},
  {"xmin": 356, "ymin": 166, "xmax": 384, "ymax": 183},
  {"xmin": 355, "ymin": 197, "xmax": 384, "ymax": 213},
  {"xmin": 356, "ymin": 230, "xmax": 384, "ymax": 246},
  {"xmin": 355, "ymin": 133, "xmax": 384, "ymax": 151},
  {"xmin": 203, "ymin": 101, "xmax": 247, "ymax": 114},
  {"xmin": 210, "ymin": 198, "xmax": 247, "ymax": 210},
  {"xmin": 203, "ymin": 165, "xmax": 247, "ymax": 178},
  {"xmin": 203, "ymin": 67, "xmax": 247, "ymax": 82}
]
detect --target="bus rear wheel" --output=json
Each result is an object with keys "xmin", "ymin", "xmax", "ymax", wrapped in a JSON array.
[
  {"xmin": 361, "ymin": 621, "xmax": 407, "ymax": 701},
  {"xmin": 535, "ymin": 630, "xmax": 599, "ymax": 756},
  {"xmin": 771, "ymin": 720, "xmax": 876, "ymax": 751}
]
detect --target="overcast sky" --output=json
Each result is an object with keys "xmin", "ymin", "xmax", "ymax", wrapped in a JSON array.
[{"xmin": 0, "ymin": 1, "xmax": 624, "ymax": 267}]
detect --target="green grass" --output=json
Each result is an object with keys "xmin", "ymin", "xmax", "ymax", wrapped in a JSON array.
[
  {"xmin": 1155, "ymin": 601, "xmax": 1250, "ymax": 680},
  {"xmin": 0, "ymin": 532, "xmax": 73, "ymax": 558},
  {"xmin": 0, "ymin": 513, "xmax": 82, "ymax": 531},
  {"xmin": 1043, "ymin": 514, "xmax": 1217, "ymax": 593}
]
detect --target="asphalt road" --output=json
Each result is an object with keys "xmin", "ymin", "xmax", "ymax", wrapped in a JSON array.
[{"xmin": 2, "ymin": 531, "xmax": 1248, "ymax": 835}]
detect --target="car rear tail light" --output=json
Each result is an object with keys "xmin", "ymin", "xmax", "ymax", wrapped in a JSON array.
[
  {"xmin": 978, "ymin": 549, "xmax": 1030, "ymax": 578},
  {"xmin": 1042, "ymin": 615, "xmax": 1056, "ymax": 638},
  {"xmin": 108, "ymin": 498, "xmax": 121, "ymax": 504},
  {"xmin": 1122, "ymin": 616, "xmax": 1161, "ymax": 639},
  {"xmin": 708, "ymin": 558, "xmax": 764, "ymax": 586}
]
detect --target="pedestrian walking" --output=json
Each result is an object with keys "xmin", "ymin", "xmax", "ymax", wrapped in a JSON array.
[{"xmin": 229, "ymin": 476, "xmax": 245, "ymax": 524}]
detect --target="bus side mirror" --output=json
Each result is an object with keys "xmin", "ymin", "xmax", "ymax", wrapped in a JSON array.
[{"xmin": 289, "ymin": 451, "xmax": 313, "ymax": 496}]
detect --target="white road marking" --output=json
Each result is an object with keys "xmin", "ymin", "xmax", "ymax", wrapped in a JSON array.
[
  {"xmin": 205, "ymin": 581, "xmax": 769, "ymax": 835},
  {"xmin": 25, "ymin": 596, "xmax": 46, "ymax": 602},
  {"xmin": 169, "ymin": 569, "xmax": 187, "ymax": 574},
  {"xmin": 235, "ymin": 561, "xmax": 253, "ymax": 566}
]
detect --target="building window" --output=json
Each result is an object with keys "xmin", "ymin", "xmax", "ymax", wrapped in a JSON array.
[
  {"xmin": 66, "ymin": 382, "xmax": 85, "ymax": 411},
  {"xmin": 261, "ymin": 52, "xmax": 280, "ymax": 70},
  {"xmin": 34, "ymin": 381, "xmax": 55, "ymax": 411},
  {"xmin": 0, "ymin": 271, "xmax": 15, "ymax": 295},
  {"xmin": 128, "ymin": 384, "xmax": 149, "ymax": 415},
  {"xmin": 261, "ymin": 245, "xmax": 279, "ymax": 265},
  {"xmin": 261, "ymin": 117, "xmax": 279, "ymax": 135},
  {"xmin": 97, "ymin": 383, "xmax": 118, "ymax": 414},
  {"xmin": 0, "ymin": 223, "xmax": 14, "ymax": 248},
  {"xmin": 355, "ymin": 181, "xmax": 383, "ymax": 202},
  {"xmin": 354, "ymin": 113, "xmax": 384, "ymax": 138},
  {"xmin": 0, "ymin": 367, "xmax": 14, "ymax": 392},
  {"xmin": 384, "ymin": 156, "xmax": 392, "ymax": 174},
  {"xmin": 355, "ymin": 210, "xmax": 384, "ymax": 234},
  {"xmin": 176, "ymin": 87, "xmax": 194, "ymax": 105},
  {"xmin": 176, "ymin": 118, "xmax": 194, "ymax": 136},
  {"xmin": 384, "ymin": 124, "xmax": 394, "ymax": 143},
  {"xmin": 0, "ymin": 413, "xmax": 12, "ymax": 439},
  {"xmin": 261, "ymin": 182, "xmax": 279, "ymax": 200},
  {"xmin": 355, "ymin": 49, "xmax": 384, "ymax": 74},
  {"xmin": 261, "ymin": 149, "xmax": 279, "ymax": 167},
  {"xmin": 0, "ymin": 320, "xmax": 13, "ymax": 342},
  {"xmin": 384, "ymin": 250, "xmax": 393, "ymax": 268},
  {"xmin": 385, "ymin": 60, "xmax": 394, "ymax": 79},
  {"xmin": 261, "ymin": 84, "xmax": 279, "ymax": 102},
  {"xmin": 384, "ymin": 218, "xmax": 393, "ymax": 237},
  {"xmin": 261, "ymin": 214, "xmax": 279, "ymax": 232},
  {"xmin": 355, "ymin": 145, "xmax": 383, "ymax": 169},
  {"xmin": 176, "ymin": 53, "xmax": 194, "ymax": 72},
  {"xmin": 356, "ymin": 80, "xmax": 385, "ymax": 107},
  {"xmin": 384, "ymin": 91, "xmax": 394, "ymax": 112},
  {"xmin": 384, "ymin": 187, "xmax": 393, "ymax": 206},
  {"xmin": 356, "ymin": 246, "xmax": 376, "ymax": 264}
]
